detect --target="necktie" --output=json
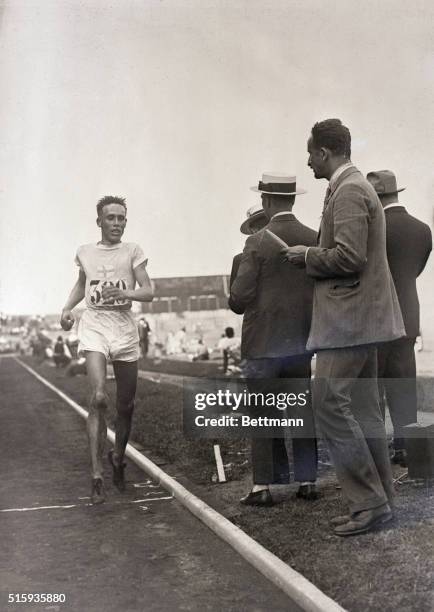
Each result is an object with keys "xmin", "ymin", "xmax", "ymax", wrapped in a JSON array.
[{"xmin": 322, "ymin": 185, "xmax": 331, "ymax": 215}]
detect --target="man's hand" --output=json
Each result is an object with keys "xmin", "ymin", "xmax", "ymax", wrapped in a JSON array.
[
  {"xmin": 60, "ymin": 310, "xmax": 75, "ymax": 331},
  {"xmin": 101, "ymin": 285, "xmax": 127, "ymax": 303},
  {"xmin": 282, "ymin": 245, "xmax": 308, "ymax": 268}
]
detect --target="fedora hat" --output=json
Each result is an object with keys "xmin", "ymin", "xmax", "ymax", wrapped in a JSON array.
[
  {"xmin": 251, "ymin": 173, "xmax": 307, "ymax": 196},
  {"xmin": 240, "ymin": 204, "xmax": 267, "ymax": 235},
  {"xmin": 366, "ymin": 170, "xmax": 405, "ymax": 195}
]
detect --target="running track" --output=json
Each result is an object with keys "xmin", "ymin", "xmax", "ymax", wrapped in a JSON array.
[{"xmin": 0, "ymin": 356, "xmax": 298, "ymax": 612}]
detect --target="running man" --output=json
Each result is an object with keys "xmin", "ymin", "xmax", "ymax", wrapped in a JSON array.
[{"xmin": 60, "ymin": 196, "xmax": 153, "ymax": 504}]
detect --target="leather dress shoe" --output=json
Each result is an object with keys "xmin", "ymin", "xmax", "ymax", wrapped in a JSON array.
[
  {"xmin": 240, "ymin": 489, "xmax": 274, "ymax": 506},
  {"xmin": 334, "ymin": 504, "xmax": 393, "ymax": 536},
  {"xmin": 296, "ymin": 484, "xmax": 319, "ymax": 501},
  {"xmin": 330, "ymin": 514, "xmax": 351, "ymax": 527},
  {"xmin": 331, "ymin": 499, "xmax": 396, "ymax": 527}
]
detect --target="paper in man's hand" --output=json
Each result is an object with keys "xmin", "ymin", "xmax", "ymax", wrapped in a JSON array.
[{"xmin": 259, "ymin": 229, "xmax": 289, "ymax": 257}]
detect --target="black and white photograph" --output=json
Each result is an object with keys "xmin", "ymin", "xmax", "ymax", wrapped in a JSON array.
[{"xmin": 0, "ymin": 1, "xmax": 433, "ymax": 611}]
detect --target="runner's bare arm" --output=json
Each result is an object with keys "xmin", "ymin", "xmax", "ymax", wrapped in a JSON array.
[
  {"xmin": 60, "ymin": 269, "xmax": 86, "ymax": 330},
  {"xmin": 101, "ymin": 261, "xmax": 154, "ymax": 303}
]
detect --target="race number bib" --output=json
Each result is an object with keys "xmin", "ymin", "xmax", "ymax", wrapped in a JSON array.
[{"xmin": 89, "ymin": 279, "xmax": 128, "ymax": 306}]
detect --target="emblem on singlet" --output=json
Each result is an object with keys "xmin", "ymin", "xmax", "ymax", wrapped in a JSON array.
[{"xmin": 89, "ymin": 264, "xmax": 128, "ymax": 306}]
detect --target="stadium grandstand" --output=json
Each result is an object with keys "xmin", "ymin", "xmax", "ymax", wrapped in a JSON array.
[{"xmin": 141, "ymin": 275, "xmax": 230, "ymax": 314}]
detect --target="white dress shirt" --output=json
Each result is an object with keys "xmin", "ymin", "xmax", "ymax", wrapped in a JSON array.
[
  {"xmin": 383, "ymin": 203, "xmax": 404, "ymax": 211},
  {"xmin": 328, "ymin": 161, "xmax": 354, "ymax": 191},
  {"xmin": 304, "ymin": 161, "xmax": 354, "ymax": 262},
  {"xmin": 271, "ymin": 211, "xmax": 294, "ymax": 220}
]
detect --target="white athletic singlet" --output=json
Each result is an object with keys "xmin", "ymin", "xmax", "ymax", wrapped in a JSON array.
[{"xmin": 75, "ymin": 242, "xmax": 147, "ymax": 311}]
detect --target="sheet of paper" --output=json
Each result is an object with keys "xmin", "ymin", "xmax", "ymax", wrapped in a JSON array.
[{"xmin": 259, "ymin": 229, "xmax": 289, "ymax": 257}]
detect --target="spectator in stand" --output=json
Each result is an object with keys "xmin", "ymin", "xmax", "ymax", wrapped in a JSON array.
[
  {"xmin": 33, "ymin": 328, "xmax": 52, "ymax": 362},
  {"xmin": 192, "ymin": 339, "xmax": 210, "ymax": 361},
  {"xmin": 174, "ymin": 326, "xmax": 187, "ymax": 353},
  {"xmin": 138, "ymin": 317, "xmax": 151, "ymax": 357},
  {"xmin": 193, "ymin": 323, "xmax": 204, "ymax": 341},
  {"xmin": 53, "ymin": 335, "xmax": 72, "ymax": 368},
  {"xmin": 66, "ymin": 332, "xmax": 79, "ymax": 360},
  {"xmin": 217, "ymin": 327, "xmax": 241, "ymax": 374},
  {"xmin": 166, "ymin": 331, "xmax": 176, "ymax": 355}
]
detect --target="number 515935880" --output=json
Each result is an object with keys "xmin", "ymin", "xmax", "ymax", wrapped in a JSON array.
[{"xmin": 8, "ymin": 593, "xmax": 66, "ymax": 603}]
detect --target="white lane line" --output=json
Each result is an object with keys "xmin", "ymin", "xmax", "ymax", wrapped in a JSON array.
[
  {"xmin": 132, "ymin": 481, "xmax": 153, "ymax": 487},
  {"xmin": 1, "ymin": 504, "xmax": 79, "ymax": 513},
  {"xmin": 15, "ymin": 358, "xmax": 344, "ymax": 612},
  {"xmin": 130, "ymin": 496, "xmax": 173, "ymax": 503},
  {"xmin": 1, "ymin": 496, "xmax": 173, "ymax": 513}
]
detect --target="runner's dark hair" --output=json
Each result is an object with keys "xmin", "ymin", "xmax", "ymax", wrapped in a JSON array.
[{"xmin": 96, "ymin": 195, "xmax": 127, "ymax": 217}]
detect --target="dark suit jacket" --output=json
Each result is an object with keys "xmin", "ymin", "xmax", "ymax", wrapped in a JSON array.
[
  {"xmin": 230, "ymin": 213, "xmax": 317, "ymax": 359},
  {"xmin": 384, "ymin": 206, "xmax": 432, "ymax": 337},
  {"xmin": 306, "ymin": 166, "xmax": 405, "ymax": 350},
  {"xmin": 228, "ymin": 253, "xmax": 244, "ymax": 315}
]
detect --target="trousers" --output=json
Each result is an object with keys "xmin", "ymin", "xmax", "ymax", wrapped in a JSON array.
[
  {"xmin": 244, "ymin": 354, "xmax": 317, "ymax": 485},
  {"xmin": 314, "ymin": 345, "xmax": 394, "ymax": 514},
  {"xmin": 377, "ymin": 337, "xmax": 417, "ymax": 450}
]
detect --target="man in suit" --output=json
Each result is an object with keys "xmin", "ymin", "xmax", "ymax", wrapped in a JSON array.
[
  {"xmin": 367, "ymin": 170, "xmax": 432, "ymax": 466},
  {"xmin": 284, "ymin": 119, "xmax": 406, "ymax": 535},
  {"xmin": 230, "ymin": 173, "xmax": 318, "ymax": 505}
]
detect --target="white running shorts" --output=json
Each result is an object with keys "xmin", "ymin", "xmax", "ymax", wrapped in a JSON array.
[{"xmin": 77, "ymin": 309, "xmax": 139, "ymax": 362}]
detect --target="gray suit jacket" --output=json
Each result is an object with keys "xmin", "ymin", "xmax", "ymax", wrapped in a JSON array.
[
  {"xmin": 230, "ymin": 213, "xmax": 317, "ymax": 359},
  {"xmin": 306, "ymin": 166, "xmax": 405, "ymax": 350}
]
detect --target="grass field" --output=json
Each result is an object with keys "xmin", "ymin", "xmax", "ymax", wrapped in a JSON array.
[
  {"xmin": 139, "ymin": 355, "xmax": 223, "ymax": 378},
  {"xmin": 21, "ymin": 356, "xmax": 434, "ymax": 612},
  {"xmin": 139, "ymin": 353, "xmax": 434, "ymax": 413}
]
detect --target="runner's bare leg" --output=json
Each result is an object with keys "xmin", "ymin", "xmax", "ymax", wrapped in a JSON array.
[
  {"xmin": 112, "ymin": 360, "xmax": 138, "ymax": 465},
  {"xmin": 85, "ymin": 351, "xmax": 108, "ymax": 478}
]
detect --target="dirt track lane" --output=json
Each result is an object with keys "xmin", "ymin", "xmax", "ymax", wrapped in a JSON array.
[{"xmin": 0, "ymin": 357, "xmax": 299, "ymax": 612}]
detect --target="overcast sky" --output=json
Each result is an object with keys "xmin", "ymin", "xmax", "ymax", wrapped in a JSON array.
[{"xmin": 1, "ymin": 0, "xmax": 433, "ymax": 316}]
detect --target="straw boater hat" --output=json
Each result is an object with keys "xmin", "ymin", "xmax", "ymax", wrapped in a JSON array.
[
  {"xmin": 366, "ymin": 170, "xmax": 405, "ymax": 195},
  {"xmin": 251, "ymin": 173, "xmax": 307, "ymax": 196},
  {"xmin": 240, "ymin": 204, "xmax": 267, "ymax": 235}
]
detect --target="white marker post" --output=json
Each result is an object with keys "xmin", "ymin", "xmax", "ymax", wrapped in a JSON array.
[{"xmin": 213, "ymin": 444, "xmax": 226, "ymax": 482}]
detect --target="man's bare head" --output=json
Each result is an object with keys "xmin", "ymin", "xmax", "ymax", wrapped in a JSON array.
[
  {"xmin": 96, "ymin": 196, "xmax": 127, "ymax": 244},
  {"xmin": 96, "ymin": 195, "xmax": 127, "ymax": 219}
]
